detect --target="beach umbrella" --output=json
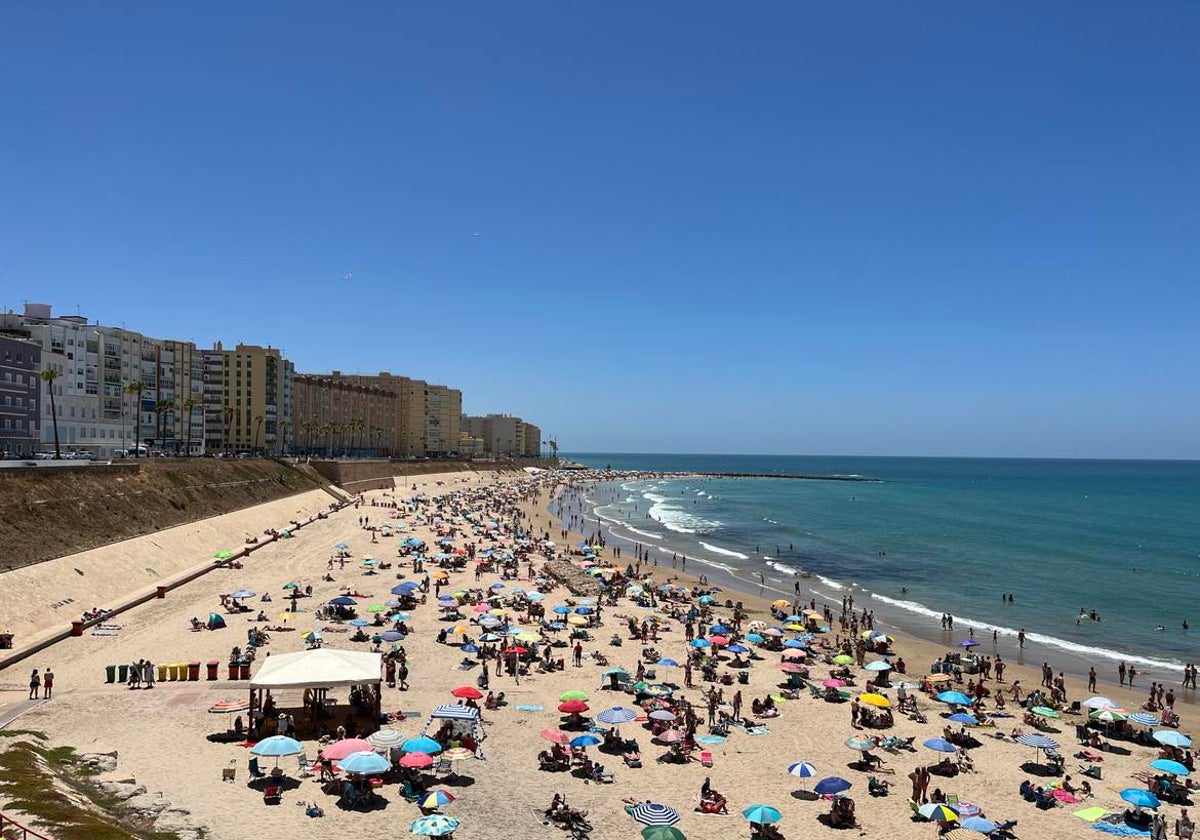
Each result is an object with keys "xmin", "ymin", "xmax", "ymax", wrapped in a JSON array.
[
  {"xmin": 1030, "ymin": 705, "xmax": 1060, "ymax": 719},
  {"xmin": 567, "ymin": 615, "xmax": 589, "ymax": 626},
  {"xmin": 442, "ymin": 747, "xmax": 474, "ymax": 763},
  {"xmin": 923, "ymin": 738, "xmax": 957, "ymax": 753},
  {"xmin": 813, "ymin": 777, "xmax": 852, "ymax": 796},
  {"xmin": 451, "ymin": 685, "xmax": 483, "ymax": 699},
  {"xmin": 656, "ymin": 658, "xmax": 680, "ymax": 668},
  {"xmin": 382, "ymin": 631, "xmax": 405, "ymax": 642},
  {"xmin": 1130, "ymin": 712, "xmax": 1161, "ymax": 727},
  {"xmin": 213, "ymin": 550, "xmax": 234, "ymax": 560},
  {"xmin": 726, "ymin": 644, "xmax": 749, "ymax": 654},
  {"xmin": 1014, "ymin": 733, "xmax": 1059, "ymax": 765},
  {"xmin": 460, "ymin": 644, "xmax": 479, "ymax": 653},
  {"xmin": 410, "ymin": 815, "xmax": 460, "ymax": 836},
  {"xmin": 920, "ymin": 803, "xmax": 960, "ymax": 822},
  {"xmin": 741, "ymin": 805, "xmax": 782, "ymax": 825},
  {"xmin": 780, "ymin": 662, "xmax": 806, "ymax": 675},
  {"xmin": 641, "ymin": 827, "xmax": 685, "ymax": 840},
  {"xmin": 230, "ymin": 589, "xmax": 256, "ymax": 599},
  {"xmin": 597, "ymin": 707, "xmax": 638, "ymax": 725},
  {"xmin": 925, "ymin": 673, "xmax": 953, "ymax": 683},
  {"xmin": 832, "ymin": 654, "xmax": 854, "ymax": 666},
  {"xmin": 570, "ymin": 734, "xmax": 602, "ymax": 748},
  {"xmin": 365, "ymin": 604, "xmax": 385, "ymax": 613},
  {"xmin": 1154, "ymin": 731, "xmax": 1192, "ymax": 748},
  {"xmin": 863, "ymin": 660, "xmax": 892, "ymax": 671},
  {"xmin": 559, "ymin": 690, "xmax": 590, "ymax": 702},
  {"xmin": 320, "ymin": 738, "xmax": 374, "ymax": 760},
  {"xmin": 335, "ymin": 542, "xmax": 350, "ymax": 550},
  {"xmin": 858, "ymin": 693, "xmax": 890, "ymax": 708},
  {"xmin": 208, "ymin": 699, "xmax": 249, "ymax": 714},
  {"xmin": 558, "ymin": 700, "xmax": 589, "ymax": 714},
  {"xmin": 845, "ymin": 736, "xmax": 876, "ymax": 752},
  {"xmin": 782, "ymin": 639, "xmax": 807, "ymax": 649},
  {"xmin": 419, "ymin": 790, "xmax": 456, "ymax": 810},
  {"xmin": 763, "ymin": 628, "xmax": 783, "ymax": 637},
  {"xmin": 349, "ymin": 618, "xmax": 370, "ymax": 628},
  {"xmin": 787, "ymin": 761, "xmax": 817, "ymax": 781},
  {"xmin": 958, "ymin": 639, "xmax": 979, "ymax": 648},
  {"xmin": 540, "ymin": 729, "xmax": 571, "ymax": 744},
  {"xmin": 821, "ymin": 679, "xmax": 845, "ymax": 689},
  {"xmin": 746, "ymin": 633, "xmax": 765, "ymax": 644},
  {"xmin": 631, "ymin": 803, "xmax": 681, "ymax": 826},
  {"xmin": 367, "ymin": 729, "xmax": 406, "ymax": 750},
  {"xmin": 1120, "ymin": 789, "xmax": 1161, "ymax": 809},
  {"xmin": 656, "ymin": 730, "xmax": 683, "ymax": 744},
  {"xmin": 337, "ymin": 750, "xmax": 391, "ymax": 775},
  {"xmin": 400, "ymin": 752, "xmax": 434, "ymax": 769},
  {"xmin": 1089, "ymin": 709, "xmax": 1127, "ymax": 723},
  {"xmin": 948, "ymin": 713, "xmax": 979, "ymax": 726},
  {"xmin": 552, "ymin": 605, "xmax": 572, "ymax": 615},
  {"xmin": 781, "ymin": 650, "xmax": 806, "ymax": 661},
  {"xmin": 649, "ymin": 710, "xmax": 677, "ymax": 722},
  {"xmin": 402, "ymin": 737, "xmax": 443, "ymax": 755},
  {"xmin": 1083, "ymin": 696, "xmax": 1118, "ymax": 710},
  {"xmin": 250, "ymin": 736, "xmax": 303, "ymax": 757},
  {"xmin": 690, "ymin": 639, "xmax": 711, "ymax": 648},
  {"xmin": 960, "ymin": 816, "xmax": 998, "ymax": 834},
  {"xmin": 1150, "ymin": 759, "xmax": 1190, "ymax": 776},
  {"xmin": 330, "ymin": 595, "xmax": 357, "ymax": 606},
  {"xmin": 301, "ymin": 630, "xmax": 324, "ymax": 643},
  {"xmin": 937, "ymin": 691, "xmax": 972, "ymax": 707}
]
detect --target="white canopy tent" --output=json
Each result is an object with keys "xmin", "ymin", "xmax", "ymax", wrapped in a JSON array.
[{"xmin": 248, "ymin": 648, "xmax": 383, "ymax": 737}]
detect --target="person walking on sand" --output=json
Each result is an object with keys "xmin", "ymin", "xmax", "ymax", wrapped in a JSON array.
[
  {"xmin": 1088, "ymin": 666, "xmax": 1097, "ymax": 692},
  {"xmin": 142, "ymin": 659, "xmax": 155, "ymax": 689},
  {"xmin": 29, "ymin": 668, "xmax": 41, "ymax": 699},
  {"xmin": 43, "ymin": 668, "xmax": 54, "ymax": 699},
  {"xmin": 1120, "ymin": 661, "xmax": 1127, "ymax": 686}
]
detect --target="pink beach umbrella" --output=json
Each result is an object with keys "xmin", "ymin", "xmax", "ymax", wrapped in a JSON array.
[{"xmin": 320, "ymin": 738, "xmax": 375, "ymax": 760}]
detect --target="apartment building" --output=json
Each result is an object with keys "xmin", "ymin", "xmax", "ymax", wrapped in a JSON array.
[
  {"xmin": 201, "ymin": 343, "xmax": 293, "ymax": 454},
  {"xmin": 522, "ymin": 422, "xmax": 542, "ymax": 458},
  {"xmin": 319, "ymin": 372, "xmax": 461, "ymax": 458},
  {"xmin": 0, "ymin": 334, "xmax": 41, "ymax": 456},
  {"xmin": 462, "ymin": 413, "xmax": 532, "ymax": 457},
  {"xmin": 293, "ymin": 372, "xmax": 396, "ymax": 456}
]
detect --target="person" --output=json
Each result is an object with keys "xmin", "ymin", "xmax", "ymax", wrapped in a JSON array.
[
  {"xmin": 43, "ymin": 667, "xmax": 54, "ymax": 699},
  {"xmin": 29, "ymin": 668, "xmax": 40, "ymax": 700},
  {"xmin": 1176, "ymin": 808, "xmax": 1195, "ymax": 838}
]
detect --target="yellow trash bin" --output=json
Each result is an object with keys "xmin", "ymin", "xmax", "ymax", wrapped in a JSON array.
[{"xmin": 157, "ymin": 664, "xmax": 169, "ymax": 682}]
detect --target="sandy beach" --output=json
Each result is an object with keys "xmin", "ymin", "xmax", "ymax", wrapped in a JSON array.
[{"xmin": 0, "ymin": 469, "xmax": 1193, "ymax": 840}]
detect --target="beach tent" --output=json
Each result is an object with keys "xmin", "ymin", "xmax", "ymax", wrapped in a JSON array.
[
  {"xmin": 420, "ymin": 704, "xmax": 486, "ymax": 758},
  {"xmin": 248, "ymin": 648, "xmax": 383, "ymax": 735},
  {"xmin": 207, "ymin": 612, "xmax": 226, "ymax": 630}
]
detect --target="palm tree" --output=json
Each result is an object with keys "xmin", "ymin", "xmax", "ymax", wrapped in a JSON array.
[
  {"xmin": 126, "ymin": 381, "xmax": 146, "ymax": 455},
  {"xmin": 152, "ymin": 399, "xmax": 174, "ymax": 453},
  {"xmin": 223, "ymin": 406, "xmax": 235, "ymax": 455},
  {"xmin": 278, "ymin": 420, "xmax": 290, "ymax": 455},
  {"xmin": 253, "ymin": 415, "xmax": 264, "ymax": 453},
  {"xmin": 182, "ymin": 396, "xmax": 198, "ymax": 457},
  {"xmin": 40, "ymin": 368, "xmax": 62, "ymax": 459}
]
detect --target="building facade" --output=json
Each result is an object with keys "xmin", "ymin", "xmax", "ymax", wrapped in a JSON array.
[
  {"xmin": 462, "ymin": 413, "xmax": 537, "ymax": 457},
  {"xmin": 522, "ymin": 422, "xmax": 542, "ymax": 458},
  {"xmin": 319, "ymin": 372, "xmax": 462, "ymax": 458},
  {"xmin": 0, "ymin": 334, "xmax": 41, "ymax": 457},
  {"xmin": 293, "ymin": 372, "xmax": 396, "ymax": 457},
  {"xmin": 201, "ymin": 343, "xmax": 293, "ymax": 454}
]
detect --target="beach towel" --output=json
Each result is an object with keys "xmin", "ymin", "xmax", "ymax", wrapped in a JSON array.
[
  {"xmin": 746, "ymin": 725, "xmax": 770, "ymax": 735},
  {"xmin": 1052, "ymin": 789, "xmax": 1082, "ymax": 804},
  {"xmin": 1074, "ymin": 807, "xmax": 1108, "ymax": 822},
  {"xmin": 91, "ymin": 628, "xmax": 118, "ymax": 636},
  {"xmin": 696, "ymin": 735, "xmax": 727, "ymax": 744},
  {"xmin": 1092, "ymin": 824, "xmax": 1150, "ymax": 837},
  {"xmin": 516, "ymin": 705, "xmax": 544, "ymax": 712}
]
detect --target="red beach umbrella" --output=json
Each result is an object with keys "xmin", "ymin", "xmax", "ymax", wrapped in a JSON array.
[
  {"xmin": 451, "ymin": 686, "xmax": 483, "ymax": 699},
  {"xmin": 400, "ymin": 752, "xmax": 434, "ymax": 768},
  {"xmin": 558, "ymin": 700, "xmax": 590, "ymax": 714}
]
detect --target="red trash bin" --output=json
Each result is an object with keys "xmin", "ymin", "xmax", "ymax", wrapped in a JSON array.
[
  {"xmin": 238, "ymin": 663, "xmax": 251, "ymax": 680},
  {"xmin": 228, "ymin": 662, "xmax": 239, "ymax": 681},
  {"xmin": 187, "ymin": 661, "xmax": 201, "ymax": 681},
  {"xmin": 206, "ymin": 660, "xmax": 219, "ymax": 680},
  {"xmin": 70, "ymin": 620, "xmax": 84, "ymax": 637},
  {"xmin": 156, "ymin": 585, "xmax": 166, "ymax": 599}
]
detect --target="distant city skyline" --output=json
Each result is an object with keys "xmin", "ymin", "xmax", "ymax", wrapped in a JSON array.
[{"xmin": 3, "ymin": 3, "xmax": 1197, "ymax": 459}]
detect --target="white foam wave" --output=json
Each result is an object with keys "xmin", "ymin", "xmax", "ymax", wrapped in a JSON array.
[
  {"xmin": 647, "ymin": 501, "xmax": 721, "ymax": 535},
  {"xmin": 870, "ymin": 594, "xmax": 1184, "ymax": 673},
  {"xmin": 814, "ymin": 574, "xmax": 845, "ymax": 591},
  {"xmin": 643, "ymin": 492, "xmax": 668, "ymax": 504},
  {"xmin": 623, "ymin": 524, "xmax": 663, "ymax": 540},
  {"xmin": 699, "ymin": 541, "xmax": 749, "ymax": 560},
  {"xmin": 766, "ymin": 561, "xmax": 799, "ymax": 576},
  {"xmin": 687, "ymin": 555, "xmax": 736, "ymax": 574}
]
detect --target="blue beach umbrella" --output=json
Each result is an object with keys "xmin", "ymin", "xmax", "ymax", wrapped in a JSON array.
[
  {"xmin": 1120, "ymin": 789, "xmax": 1161, "ymax": 809},
  {"xmin": 741, "ymin": 805, "xmax": 782, "ymax": 825},
  {"xmin": 460, "ymin": 644, "xmax": 479, "ymax": 653},
  {"xmin": 948, "ymin": 713, "xmax": 979, "ymax": 726},
  {"xmin": 403, "ymin": 737, "xmax": 443, "ymax": 755},
  {"xmin": 231, "ymin": 589, "xmax": 256, "ymax": 599},
  {"xmin": 656, "ymin": 658, "xmax": 680, "ymax": 668},
  {"xmin": 787, "ymin": 761, "xmax": 817, "ymax": 779},
  {"xmin": 330, "ymin": 596, "xmax": 357, "ymax": 606},
  {"xmin": 570, "ymin": 734, "xmax": 602, "ymax": 748},
  {"xmin": 923, "ymin": 738, "xmax": 957, "ymax": 753},
  {"xmin": 419, "ymin": 789, "xmax": 456, "ymax": 809},
  {"xmin": 782, "ymin": 639, "xmax": 806, "ymax": 649},
  {"xmin": 960, "ymin": 816, "xmax": 998, "ymax": 833},
  {"xmin": 709, "ymin": 624, "xmax": 730, "ymax": 634},
  {"xmin": 1154, "ymin": 731, "xmax": 1192, "ymax": 748},
  {"xmin": 597, "ymin": 706, "xmax": 638, "ymax": 725},
  {"xmin": 726, "ymin": 644, "xmax": 749, "ymax": 654},
  {"xmin": 1150, "ymin": 759, "xmax": 1190, "ymax": 776},
  {"xmin": 813, "ymin": 777, "xmax": 852, "ymax": 796},
  {"xmin": 410, "ymin": 815, "xmax": 460, "ymax": 836},
  {"xmin": 746, "ymin": 633, "xmax": 764, "ymax": 644},
  {"xmin": 690, "ymin": 639, "xmax": 711, "ymax": 648},
  {"xmin": 349, "ymin": 619, "xmax": 370, "ymax": 627},
  {"xmin": 382, "ymin": 631, "xmax": 406, "ymax": 642},
  {"xmin": 392, "ymin": 584, "xmax": 417, "ymax": 595},
  {"xmin": 958, "ymin": 639, "xmax": 980, "ymax": 648},
  {"xmin": 1130, "ymin": 712, "xmax": 1161, "ymax": 727},
  {"xmin": 936, "ymin": 691, "xmax": 973, "ymax": 707},
  {"xmin": 250, "ymin": 735, "xmax": 303, "ymax": 757},
  {"xmin": 631, "ymin": 803, "xmax": 681, "ymax": 826},
  {"xmin": 575, "ymin": 607, "xmax": 594, "ymax": 615},
  {"xmin": 337, "ymin": 750, "xmax": 392, "ymax": 775},
  {"xmin": 553, "ymin": 606, "xmax": 572, "ymax": 615},
  {"xmin": 863, "ymin": 660, "xmax": 892, "ymax": 672}
]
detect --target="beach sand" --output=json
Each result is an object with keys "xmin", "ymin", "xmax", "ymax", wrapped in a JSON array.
[{"xmin": 0, "ymin": 470, "xmax": 1190, "ymax": 840}]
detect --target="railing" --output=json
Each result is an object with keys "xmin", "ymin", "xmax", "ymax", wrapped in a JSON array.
[{"xmin": 0, "ymin": 811, "xmax": 54, "ymax": 840}]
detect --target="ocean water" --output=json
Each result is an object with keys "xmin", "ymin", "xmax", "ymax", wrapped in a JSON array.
[{"xmin": 561, "ymin": 454, "xmax": 1200, "ymax": 676}]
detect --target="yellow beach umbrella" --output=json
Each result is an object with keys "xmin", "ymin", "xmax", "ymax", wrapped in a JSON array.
[
  {"xmin": 567, "ymin": 615, "xmax": 588, "ymax": 626},
  {"xmin": 859, "ymin": 693, "xmax": 891, "ymax": 708}
]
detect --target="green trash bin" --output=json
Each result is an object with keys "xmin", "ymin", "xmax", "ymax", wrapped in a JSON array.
[
  {"xmin": 118, "ymin": 664, "xmax": 129, "ymax": 683},
  {"xmin": 106, "ymin": 664, "xmax": 117, "ymax": 684}
]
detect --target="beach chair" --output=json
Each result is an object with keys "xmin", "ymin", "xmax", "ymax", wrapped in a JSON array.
[
  {"xmin": 908, "ymin": 798, "xmax": 927, "ymax": 820},
  {"xmin": 700, "ymin": 751, "xmax": 713, "ymax": 767},
  {"xmin": 946, "ymin": 793, "xmax": 959, "ymax": 806},
  {"xmin": 400, "ymin": 780, "xmax": 422, "ymax": 802},
  {"xmin": 263, "ymin": 785, "xmax": 281, "ymax": 804},
  {"xmin": 221, "ymin": 767, "xmax": 236, "ymax": 782},
  {"xmin": 297, "ymin": 754, "xmax": 312, "ymax": 777},
  {"xmin": 1078, "ymin": 763, "xmax": 1102, "ymax": 779},
  {"xmin": 248, "ymin": 757, "xmax": 266, "ymax": 780}
]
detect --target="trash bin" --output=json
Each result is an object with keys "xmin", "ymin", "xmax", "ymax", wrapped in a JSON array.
[
  {"xmin": 105, "ymin": 664, "xmax": 117, "ymax": 684},
  {"xmin": 71, "ymin": 619, "xmax": 84, "ymax": 637},
  {"xmin": 157, "ymin": 664, "xmax": 169, "ymax": 682},
  {"xmin": 228, "ymin": 662, "xmax": 239, "ymax": 681},
  {"xmin": 155, "ymin": 585, "xmax": 166, "ymax": 599},
  {"xmin": 206, "ymin": 660, "xmax": 220, "ymax": 680},
  {"xmin": 187, "ymin": 661, "xmax": 201, "ymax": 681},
  {"xmin": 118, "ymin": 664, "xmax": 129, "ymax": 683},
  {"xmin": 238, "ymin": 662, "xmax": 251, "ymax": 681},
  {"xmin": 175, "ymin": 662, "xmax": 188, "ymax": 681}
]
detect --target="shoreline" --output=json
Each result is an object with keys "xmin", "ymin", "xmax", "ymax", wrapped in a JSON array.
[{"xmin": 538, "ymin": 475, "xmax": 1196, "ymax": 710}]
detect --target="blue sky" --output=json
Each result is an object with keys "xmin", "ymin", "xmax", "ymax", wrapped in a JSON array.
[{"xmin": 2, "ymin": 3, "xmax": 1198, "ymax": 458}]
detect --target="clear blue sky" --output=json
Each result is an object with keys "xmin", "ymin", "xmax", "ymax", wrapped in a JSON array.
[{"xmin": 3, "ymin": 3, "xmax": 1198, "ymax": 459}]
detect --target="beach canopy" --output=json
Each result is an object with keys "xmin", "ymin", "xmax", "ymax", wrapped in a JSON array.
[
  {"xmin": 631, "ymin": 803, "xmax": 681, "ymax": 826},
  {"xmin": 206, "ymin": 613, "xmax": 226, "ymax": 630},
  {"xmin": 250, "ymin": 648, "xmax": 381, "ymax": 690}
]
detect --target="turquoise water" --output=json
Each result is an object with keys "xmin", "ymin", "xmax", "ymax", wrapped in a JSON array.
[{"xmin": 563, "ymin": 454, "xmax": 1200, "ymax": 675}]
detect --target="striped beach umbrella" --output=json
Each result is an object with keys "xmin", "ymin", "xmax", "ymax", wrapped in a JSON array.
[
  {"xmin": 919, "ymin": 803, "xmax": 959, "ymax": 822},
  {"xmin": 641, "ymin": 828, "xmax": 685, "ymax": 840},
  {"xmin": 597, "ymin": 706, "xmax": 638, "ymax": 725},
  {"xmin": 631, "ymin": 803, "xmax": 681, "ymax": 826},
  {"xmin": 367, "ymin": 728, "xmax": 406, "ymax": 750},
  {"xmin": 419, "ymin": 790, "xmax": 455, "ymax": 810}
]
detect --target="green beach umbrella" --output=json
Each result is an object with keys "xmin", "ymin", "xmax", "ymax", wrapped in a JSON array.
[
  {"xmin": 832, "ymin": 654, "xmax": 855, "ymax": 666},
  {"xmin": 213, "ymin": 550, "xmax": 234, "ymax": 560},
  {"xmin": 282, "ymin": 582, "xmax": 299, "ymax": 590},
  {"xmin": 642, "ymin": 827, "xmax": 686, "ymax": 840},
  {"xmin": 1089, "ymin": 708, "xmax": 1127, "ymax": 723},
  {"xmin": 1031, "ymin": 706, "xmax": 1060, "ymax": 719},
  {"xmin": 559, "ymin": 690, "xmax": 590, "ymax": 702},
  {"xmin": 366, "ymin": 604, "xmax": 385, "ymax": 613}
]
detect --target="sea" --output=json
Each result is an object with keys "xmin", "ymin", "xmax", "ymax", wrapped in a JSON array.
[{"xmin": 555, "ymin": 454, "xmax": 1200, "ymax": 681}]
